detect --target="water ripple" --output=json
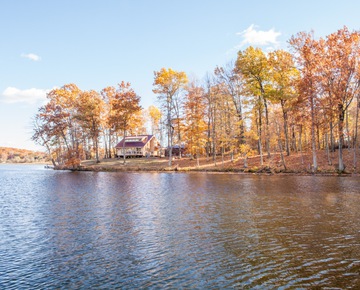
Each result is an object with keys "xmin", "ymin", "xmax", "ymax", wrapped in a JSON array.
[{"xmin": 1, "ymin": 166, "xmax": 360, "ymax": 288}]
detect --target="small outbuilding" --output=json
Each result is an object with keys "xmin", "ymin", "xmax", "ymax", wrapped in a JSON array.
[
  {"xmin": 115, "ymin": 135, "xmax": 161, "ymax": 158},
  {"xmin": 164, "ymin": 144, "xmax": 186, "ymax": 157}
]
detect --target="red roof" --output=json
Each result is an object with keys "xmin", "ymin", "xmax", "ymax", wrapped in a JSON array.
[{"xmin": 115, "ymin": 135, "xmax": 154, "ymax": 148}]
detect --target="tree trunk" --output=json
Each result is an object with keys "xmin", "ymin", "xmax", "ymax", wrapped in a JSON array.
[
  {"xmin": 212, "ymin": 106, "xmax": 217, "ymax": 166},
  {"xmin": 281, "ymin": 100, "xmax": 290, "ymax": 156},
  {"xmin": 95, "ymin": 137, "xmax": 100, "ymax": 163},
  {"xmin": 206, "ymin": 118, "xmax": 211, "ymax": 161},
  {"xmin": 61, "ymin": 130, "xmax": 70, "ymax": 152},
  {"xmin": 291, "ymin": 124, "xmax": 297, "ymax": 152},
  {"xmin": 108, "ymin": 129, "xmax": 112, "ymax": 158},
  {"xmin": 338, "ymin": 105, "xmax": 345, "ymax": 172},
  {"xmin": 123, "ymin": 130, "xmax": 127, "ymax": 165},
  {"xmin": 299, "ymin": 124, "xmax": 304, "ymax": 165},
  {"xmin": 304, "ymin": 125, "xmax": 308, "ymax": 150},
  {"xmin": 45, "ymin": 141, "xmax": 57, "ymax": 167},
  {"xmin": 167, "ymin": 98, "xmax": 173, "ymax": 166},
  {"xmin": 244, "ymin": 155, "xmax": 248, "ymax": 168},
  {"xmin": 236, "ymin": 109, "xmax": 245, "ymax": 145},
  {"xmin": 330, "ymin": 121, "xmax": 335, "ymax": 152},
  {"xmin": 263, "ymin": 98, "xmax": 271, "ymax": 158},
  {"xmin": 276, "ymin": 121, "xmax": 287, "ymax": 171},
  {"xmin": 257, "ymin": 105, "xmax": 264, "ymax": 166},
  {"xmin": 103, "ymin": 133, "xmax": 108, "ymax": 159},
  {"xmin": 346, "ymin": 109, "xmax": 351, "ymax": 151},
  {"xmin": 325, "ymin": 133, "xmax": 331, "ymax": 165},
  {"xmin": 221, "ymin": 146, "xmax": 224, "ymax": 166},
  {"xmin": 176, "ymin": 118, "xmax": 182, "ymax": 159},
  {"xmin": 196, "ymin": 147, "xmax": 199, "ymax": 167},
  {"xmin": 178, "ymin": 127, "xmax": 182, "ymax": 159},
  {"xmin": 206, "ymin": 142, "xmax": 210, "ymax": 161},
  {"xmin": 316, "ymin": 124, "xmax": 321, "ymax": 150},
  {"xmin": 353, "ymin": 94, "xmax": 359, "ymax": 170},
  {"xmin": 310, "ymin": 96, "xmax": 318, "ymax": 172}
]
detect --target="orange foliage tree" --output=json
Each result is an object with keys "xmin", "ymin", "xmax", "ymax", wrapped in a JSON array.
[
  {"xmin": 290, "ymin": 32, "xmax": 321, "ymax": 172},
  {"xmin": 318, "ymin": 27, "xmax": 360, "ymax": 171},
  {"xmin": 109, "ymin": 81, "xmax": 142, "ymax": 164}
]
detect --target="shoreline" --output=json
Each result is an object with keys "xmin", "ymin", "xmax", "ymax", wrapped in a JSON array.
[
  {"xmin": 55, "ymin": 164, "xmax": 358, "ymax": 177},
  {"xmin": 51, "ymin": 150, "xmax": 360, "ymax": 176}
]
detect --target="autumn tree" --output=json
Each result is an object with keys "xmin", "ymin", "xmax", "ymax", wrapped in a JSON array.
[
  {"xmin": 147, "ymin": 105, "xmax": 162, "ymax": 135},
  {"xmin": 214, "ymin": 82, "xmax": 238, "ymax": 164},
  {"xmin": 101, "ymin": 86, "xmax": 116, "ymax": 158},
  {"xmin": 236, "ymin": 47, "xmax": 272, "ymax": 160},
  {"xmin": 47, "ymin": 84, "xmax": 82, "ymax": 155},
  {"xmin": 146, "ymin": 105, "xmax": 163, "ymax": 146},
  {"xmin": 129, "ymin": 109, "xmax": 147, "ymax": 136},
  {"xmin": 172, "ymin": 93, "xmax": 185, "ymax": 158},
  {"xmin": 32, "ymin": 84, "xmax": 82, "ymax": 168},
  {"xmin": 75, "ymin": 90, "xmax": 104, "ymax": 163},
  {"xmin": 291, "ymin": 27, "xmax": 360, "ymax": 172},
  {"xmin": 214, "ymin": 61, "xmax": 246, "ymax": 145},
  {"xmin": 32, "ymin": 113, "xmax": 57, "ymax": 166},
  {"xmin": 109, "ymin": 81, "xmax": 142, "ymax": 164},
  {"xmin": 268, "ymin": 49, "xmax": 300, "ymax": 156},
  {"xmin": 318, "ymin": 27, "xmax": 360, "ymax": 171},
  {"xmin": 353, "ymin": 87, "xmax": 360, "ymax": 169},
  {"xmin": 184, "ymin": 82, "xmax": 207, "ymax": 166},
  {"xmin": 290, "ymin": 32, "xmax": 321, "ymax": 172},
  {"xmin": 153, "ymin": 68, "xmax": 188, "ymax": 166},
  {"xmin": 203, "ymin": 73, "xmax": 217, "ymax": 162}
]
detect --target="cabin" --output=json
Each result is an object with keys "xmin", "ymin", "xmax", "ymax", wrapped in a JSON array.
[
  {"xmin": 115, "ymin": 135, "xmax": 161, "ymax": 158},
  {"xmin": 164, "ymin": 144, "xmax": 186, "ymax": 157}
]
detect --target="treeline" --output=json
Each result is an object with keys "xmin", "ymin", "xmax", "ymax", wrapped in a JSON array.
[
  {"xmin": 32, "ymin": 82, "xmax": 144, "ymax": 167},
  {"xmin": 0, "ymin": 147, "xmax": 48, "ymax": 163},
  {"xmin": 33, "ymin": 26, "xmax": 360, "ymax": 172}
]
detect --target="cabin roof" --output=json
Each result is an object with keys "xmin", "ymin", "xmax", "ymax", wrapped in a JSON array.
[{"xmin": 115, "ymin": 135, "xmax": 154, "ymax": 148}]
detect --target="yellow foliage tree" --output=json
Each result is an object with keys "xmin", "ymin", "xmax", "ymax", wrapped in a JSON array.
[
  {"xmin": 147, "ymin": 105, "xmax": 162, "ymax": 136},
  {"xmin": 153, "ymin": 68, "xmax": 188, "ymax": 165},
  {"xmin": 75, "ymin": 90, "xmax": 104, "ymax": 163},
  {"xmin": 184, "ymin": 82, "xmax": 207, "ymax": 167}
]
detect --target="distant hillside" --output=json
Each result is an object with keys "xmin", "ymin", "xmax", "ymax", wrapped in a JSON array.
[{"xmin": 0, "ymin": 147, "xmax": 49, "ymax": 163}]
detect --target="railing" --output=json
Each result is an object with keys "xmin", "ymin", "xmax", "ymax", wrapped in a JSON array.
[{"xmin": 118, "ymin": 149, "xmax": 143, "ymax": 156}]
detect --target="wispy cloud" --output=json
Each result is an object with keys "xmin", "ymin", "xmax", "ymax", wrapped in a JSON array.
[
  {"xmin": 1, "ymin": 87, "xmax": 48, "ymax": 104},
  {"xmin": 21, "ymin": 53, "xmax": 41, "ymax": 61},
  {"xmin": 236, "ymin": 24, "xmax": 281, "ymax": 49}
]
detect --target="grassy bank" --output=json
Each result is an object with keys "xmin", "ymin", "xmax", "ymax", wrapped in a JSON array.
[{"xmin": 57, "ymin": 149, "xmax": 360, "ymax": 175}]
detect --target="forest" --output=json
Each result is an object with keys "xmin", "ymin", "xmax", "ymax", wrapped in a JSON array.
[
  {"xmin": 32, "ymin": 27, "xmax": 360, "ymax": 173},
  {"xmin": 0, "ymin": 147, "xmax": 48, "ymax": 163}
]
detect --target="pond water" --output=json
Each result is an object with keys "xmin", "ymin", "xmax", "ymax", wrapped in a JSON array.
[{"xmin": 1, "ymin": 164, "xmax": 360, "ymax": 288}]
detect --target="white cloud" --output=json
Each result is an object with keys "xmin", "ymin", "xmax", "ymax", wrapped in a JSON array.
[
  {"xmin": 21, "ymin": 53, "xmax": 41, "ymax": 61},
  {"xmin": 1, "ymin": 87, "xmax": 48, "ymax": 104},
  {"xmin": 236, "ymin": 24, "xmax": 281, "ymax": 48}
]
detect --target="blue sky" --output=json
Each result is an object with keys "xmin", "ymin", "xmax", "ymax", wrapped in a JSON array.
[{"xmin": 1, "ymin": 0, "xmax": 360, "ymax": 150}]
